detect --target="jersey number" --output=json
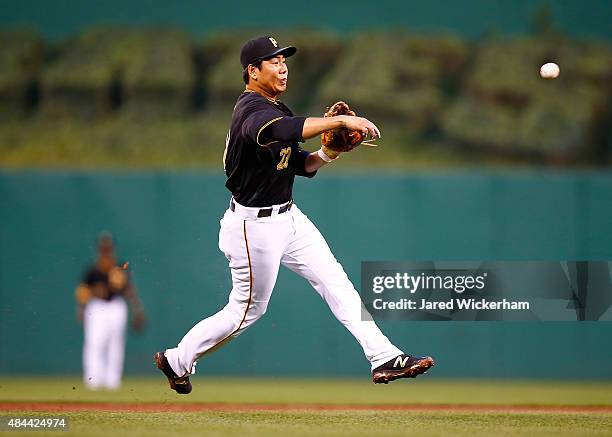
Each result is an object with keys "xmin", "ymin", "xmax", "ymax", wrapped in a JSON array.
[{"xmin": 277, "ymin": 147, "xmax": 291, "ymax": 170}]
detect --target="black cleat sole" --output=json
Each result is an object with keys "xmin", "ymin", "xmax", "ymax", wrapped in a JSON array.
[
  {"xmin": 372, "ymin": 356, "xmax": 435, "ymax": 384},
  {"xmin": 154, "ymin": 351, "xmax": 192, "ymax": 395}
]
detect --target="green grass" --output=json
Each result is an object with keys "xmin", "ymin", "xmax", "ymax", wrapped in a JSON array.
[
  {"xmin": 5, "ymin": 410, "xmax": 612, "ymax": 437},
  {"xmin": 1, "ymin": 378, "xmax": 611, "ymax": 436},
  {"xmin": 2, "ymin": 377, "xmax": 612, "ymax": 406}
]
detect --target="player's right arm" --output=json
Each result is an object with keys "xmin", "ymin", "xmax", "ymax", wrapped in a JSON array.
[
  {"xmin": 243, "ymin": 110, "xmax": 380, "ymax": 146},
  {"xmin": 242, "ymin": 107, "xmax": 305, "ymax": 146},
  {"xmin": 302, "ymin": 116, "xmax": 381, "ymax": 140},
  {"xmin": 75, "ymin": 283, "xmax": 91, "ymax": 323}
]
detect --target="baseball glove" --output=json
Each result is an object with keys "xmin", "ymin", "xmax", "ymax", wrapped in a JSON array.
[{"xmin": 321, "ymin": 101, "xmax": 366, "ymax": 153}]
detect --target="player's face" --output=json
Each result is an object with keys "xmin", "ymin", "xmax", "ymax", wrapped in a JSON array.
[
  {"xmin": 99, "ymin": 241, "xmax": 113, "ymax": 257},
  {"xmin": 257, "ymin": 55, "xmax": 288, "ymax": 95}
]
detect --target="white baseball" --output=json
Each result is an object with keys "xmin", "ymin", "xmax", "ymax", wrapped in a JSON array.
[{"xmin": 540, "ymin": 62, "xmax": 560, "ymax": 79}]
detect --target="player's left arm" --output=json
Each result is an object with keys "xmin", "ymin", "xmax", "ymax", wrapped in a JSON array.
[
  {"xmin": 243, "ymin": 109, "xmax": 306, "ymax": 146},
  {"xmin": 302, "ymin": 116, "xmax": 380, "ymax": 140},
  {"xmin": 254, "ymin": 111, "xmax": 381, "ymax": 173},
  {"xmin": 116, "ymin": 267, "xmax": 146, "ymax": 331},
  {"xmin": 304, "ymin": 151, "xmax": 330, "ymax": 173},
  {"xmin": 301, "ymin": 115, "xmax": 381, "ymax": 172},
  {"xmin": 124, "ymin": 282, "xmax": 146, "ymax": 331}
]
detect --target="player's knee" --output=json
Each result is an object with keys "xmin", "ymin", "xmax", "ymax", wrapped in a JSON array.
[
  {"xmin": 225, "ymin": 300, "xmax": 267, "ymax": 331},
  {"xmin": 242, "ymin": 302, "xmax": 268, "ymax": 327}
]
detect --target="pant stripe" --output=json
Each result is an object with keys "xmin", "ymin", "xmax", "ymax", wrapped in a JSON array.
[{"xmin": 188, "ymin": 219, "xmax": 254, "ymax": 373}]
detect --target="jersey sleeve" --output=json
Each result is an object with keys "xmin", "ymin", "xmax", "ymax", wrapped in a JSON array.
[
  {"xmin": 82, "ymin": 267, "xmax": 95, "ymax": 285},
  {"xmin": 292, "ymin": 147, "xmax": 317, "ymax": 178},
  {"xmin": 242, "ymin": 109, "xmax": 306, "ymax": 146}
]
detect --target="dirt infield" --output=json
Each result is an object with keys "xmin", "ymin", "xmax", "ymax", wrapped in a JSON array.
[{"xmin": 1, "ymin": 402, "xmax": 611, "ymax": 414}]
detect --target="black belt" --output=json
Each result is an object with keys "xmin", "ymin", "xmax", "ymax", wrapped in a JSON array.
[{"xmin": 230, "ymin": 199, "xmax": 293, "ymax": 218}]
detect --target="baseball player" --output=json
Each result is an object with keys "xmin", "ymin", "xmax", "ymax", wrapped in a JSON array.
[
  {"xmin": 155, "ymin": 36, "xmax": 434, "ymax": 394},
  {"xmin": 76, "ymin": 232, "xmax": 146, "ymax": 390}
]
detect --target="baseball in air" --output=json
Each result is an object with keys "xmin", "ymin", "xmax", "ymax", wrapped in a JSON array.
[{"xmin": 540, "ymin": 62, "xmax": 560, "ymax": 79}]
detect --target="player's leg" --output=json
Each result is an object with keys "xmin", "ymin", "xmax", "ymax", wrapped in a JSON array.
[
  {"xmin": 280, "ymin": 205, "xmax": 403, "ymax": 370},
  {"xmin": 83, "ymin": 298, "xmax": 109, "ymax": 389},
  {"xmin": 164, "ymin": 211, "xmax": 290, "ymax": 377},
  {"xmin": 104, "ymin": 297, "xmax": 128, "ymax": 390}
]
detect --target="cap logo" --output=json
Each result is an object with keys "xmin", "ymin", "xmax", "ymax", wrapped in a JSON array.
[{"xmin": 269, "ymin": 37, "xmax": 278, "ymax": 47}]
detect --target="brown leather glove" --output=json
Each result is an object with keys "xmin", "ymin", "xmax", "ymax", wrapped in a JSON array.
[{"xmin": 321, "ymin": 101, "xmax": 367, "ymax": 153}]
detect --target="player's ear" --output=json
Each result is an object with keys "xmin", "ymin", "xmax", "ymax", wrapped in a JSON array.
[{"xmin": 248, "ymin": 64, "xmax": 258, "ymax": 81}]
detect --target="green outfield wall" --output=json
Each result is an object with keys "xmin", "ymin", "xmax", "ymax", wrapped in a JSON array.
[
  {"xmin": 2, "ymin": 0, "xmax": 612, "ymax": 41},
  {"xmin": 1, "ymin": 170, "xmax": 612, "ymax": 378}
]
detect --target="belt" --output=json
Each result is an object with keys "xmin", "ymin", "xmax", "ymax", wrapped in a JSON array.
[{"xmin": 230, "ymin": 198, "xmax": 293, "ymax": 218}]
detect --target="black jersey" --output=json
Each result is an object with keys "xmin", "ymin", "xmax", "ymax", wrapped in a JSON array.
[
  {"xmin": 224, "ymin": 91, "xmax": 316, "ymax": 207},
  {"xmin": 82, "ymin": 263, "xmax": 130, "ymax": 301}
]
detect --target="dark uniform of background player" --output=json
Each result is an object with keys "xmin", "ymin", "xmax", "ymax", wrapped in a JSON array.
[
  {"xmin": 155, "ymin": 36, "xmax": 433, "ymax": 394},
  {"xmin": 76, "ymin": 232, "xmax": 145, "ymax": 390}
]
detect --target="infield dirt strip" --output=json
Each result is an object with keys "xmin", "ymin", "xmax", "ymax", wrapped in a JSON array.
[{"xmin": 1, "ymin": 402, "xmax": 611, "ymax": 414}]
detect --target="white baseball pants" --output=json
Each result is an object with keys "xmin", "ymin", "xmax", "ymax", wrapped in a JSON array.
[
  {"xmin": 82, "ymin": 297, "xmax": 127, "ymax": 389},
  {"xmin": 165, "ymin": 201, "xmax": 402, "ymax": 377}
]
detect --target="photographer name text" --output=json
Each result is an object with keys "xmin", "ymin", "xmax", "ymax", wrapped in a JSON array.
[
  {"xmin": 372, "ymin": 298, "xmax": 530, "ymax": 311},
  {"xmin": 370, "ymin": 272, "xmax": 529, "ymax": 312}
]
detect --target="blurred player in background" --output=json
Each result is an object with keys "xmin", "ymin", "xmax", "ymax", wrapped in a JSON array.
[{"xmin": 75, "ymin": 232, "xmax": 146, "ymax": 390}]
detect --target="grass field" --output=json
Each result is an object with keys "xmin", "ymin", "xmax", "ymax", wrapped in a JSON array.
[{"xmin": 1, "ymin": 377, "xmax": 612, "ymax": 436}]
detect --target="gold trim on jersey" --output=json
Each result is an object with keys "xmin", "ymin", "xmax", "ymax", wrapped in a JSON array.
[
  {"xmin": 222, "ymin": 130, "xmax": 230, "ymax": 171},
  {"xmin": 256, "ymin": 116, "xmax": 283, "ymax": 146},
  {"xmin": 244, "ymin": 88, "xmax": 279, "ymax": 104}
]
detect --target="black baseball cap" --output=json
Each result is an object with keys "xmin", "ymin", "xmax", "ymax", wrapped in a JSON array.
[{"xmin": 240, "ymin": 36, "xmax": 296, "ymax": 69}]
